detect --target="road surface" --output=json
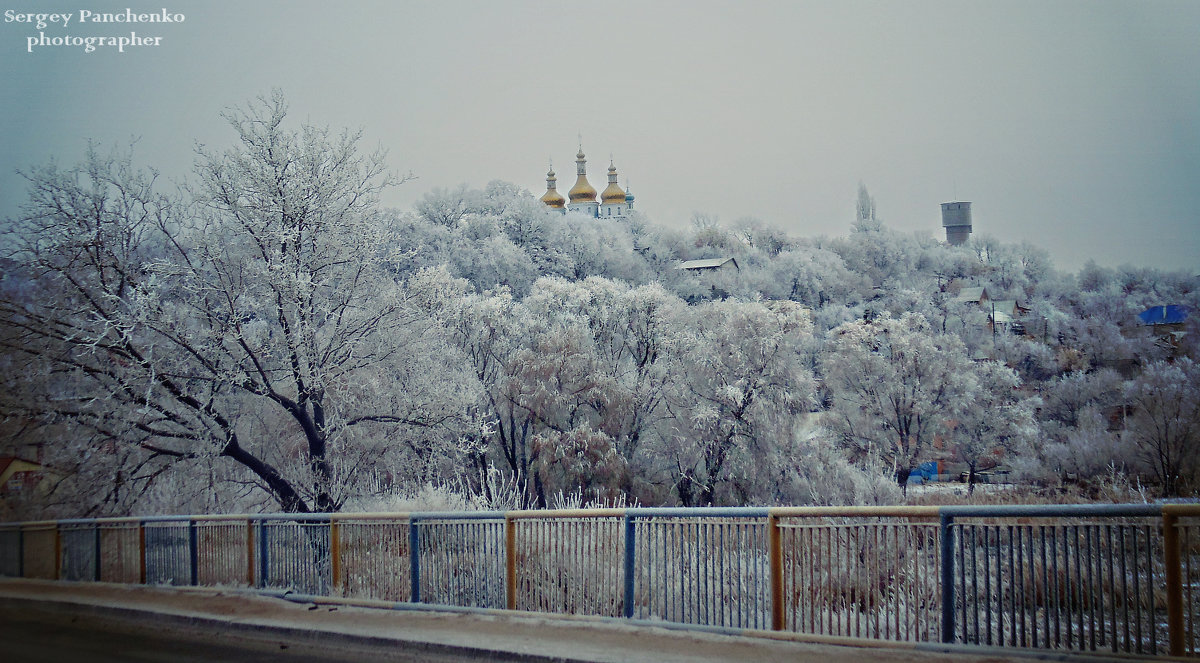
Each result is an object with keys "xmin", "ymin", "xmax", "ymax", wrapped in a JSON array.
[{"xmin": 0, "ymin": 578, "xmax": 1143, "ymax": 663}]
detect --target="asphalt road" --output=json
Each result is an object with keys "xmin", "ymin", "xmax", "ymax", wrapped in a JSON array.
[
  {"xmin": 0, "ymin": 578, "xmax": 1150, "ymax": 663},
  {"xmin": 0, "ymin": 602, "xmax": 475, "ymax": 663}
]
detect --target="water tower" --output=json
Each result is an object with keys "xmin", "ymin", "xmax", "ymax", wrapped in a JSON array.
[{"xmin": 941, "ymin": 201, "xmax": 972, "ymax": 246}]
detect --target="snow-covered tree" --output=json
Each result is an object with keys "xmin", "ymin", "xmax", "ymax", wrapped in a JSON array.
[
  {"xmin": 822, "ymin": 312, "xmax": 977, "ymax": 488},
  {"xmin": 666, "ymin": 299, "xmax": 815, "ymax": 505},
  {"xmin": 1123, "ymin": 358, "xmax": 1200, "ymax": 497},
  {"xmin": 0, "ymin": 93, "xmax": 477, "ymax": 514}
]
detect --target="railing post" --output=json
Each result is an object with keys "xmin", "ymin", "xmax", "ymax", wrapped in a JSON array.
[
  {"xmin": 1162, "ymin": 508, "xmax": 1184, "ymax": 657},
  {"xmin": 623, "ymin": 514, "xmax": 635, "ymax": 619},
  {"xmin": 408, "ymin": 518, "xmax": 421, "ymax": 603},
  {"xmin": 17, "ymin": 526, "xmax": 24, "ymax": 578},
  {"xmin": 330, "ymin": 518, "xmax": 341, "ymax": 593},
  {"xmin": 245, "ymin": 519, "xmax": 254, "ymax": 587},
  {"xmin": 93, "ymin": 523, "xmax": 102, "ymax": 582},
  {"xmin": 137, "ymin": 520, "xmax": 146, "ymax": 585},
  {"xmin": 769, "ymin": 512, "xmax": 785, "ymax": 631},
  {"xmin": 940, "ymin": 512, "xmax": 955, "ymax": 644},
  {"xmin": 53, "ymin": 523, "xmax": 62, "ymax": 580},
  {"xmin": 505, "ymin": 514, "xmax": 516, "ymax": 611},
  {"xmin": 257, "ymin": 520, "xmax": 269, "ymax": 588},
  {"xmin": 187, "ymin": 519, "xmax": 198, "ymax": 586}
]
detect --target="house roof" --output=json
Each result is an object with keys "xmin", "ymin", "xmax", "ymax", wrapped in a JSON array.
[
  {"xmin": 677, "ymin": 257, "xmax": 739, "ymax": 271},
  {"xmin": 990, "ymin": 300, "xmax": 1024, "ymax": 317},
  {"xmin": 1138, "ymin": 305, "xmax": 1189, "ymax": 325},
  {"xmin": 954, "ymin": 286, "xmax": 988, "ymax": 303},
  {"xmin": 0, "ymin": 457, "xmax": 41, "ymax": 487}
]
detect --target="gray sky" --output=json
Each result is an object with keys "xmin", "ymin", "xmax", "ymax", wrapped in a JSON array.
[{"xmin": 2, "ymin": 0, "xmax": 1197, "ymax": 272}]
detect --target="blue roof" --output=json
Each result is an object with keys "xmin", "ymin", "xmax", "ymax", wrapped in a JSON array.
[{"xmin": 1138, "ymin": 305, "xmax": 1190, "ymax": 325}]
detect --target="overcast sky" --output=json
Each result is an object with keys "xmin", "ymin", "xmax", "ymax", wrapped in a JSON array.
[{"xmin": 2, "ymin": 0, "xmax": 1197, "ymax": 273}]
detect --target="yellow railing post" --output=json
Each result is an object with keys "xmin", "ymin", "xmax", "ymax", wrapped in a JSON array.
[
  {"xmin": 768, "ymin": 512, "xmax": 784, "ymax": 631},
  {"xmin": 1163, "ymin": 507, "xmax": 1184, "ymax": 657},
  {"xmin": 330, "ymin": 518, "xmax": 342, "ymax": 593},
  {"xmin": 505, "ymin": 514, "xmax": 517, "ymax": 611}
]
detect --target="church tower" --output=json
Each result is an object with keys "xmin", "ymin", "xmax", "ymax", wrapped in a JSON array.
[
  {"xmin": 567, "ymin": 147, "xmax": 599, "ymax": 216},
  {"xmin": 539, "ymin": 163, "xmax": 566, "ymax": 213},
  {"xmin": 599, "ymin": 159, "xmax": 627, "ymax": 217}
]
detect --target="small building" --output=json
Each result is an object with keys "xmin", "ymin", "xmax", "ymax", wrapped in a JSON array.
[
  {"xmin": 1137, "ymin": 305, "xmax": 1189, "ymax": 330},
  {"xmin": 0, "ymin": 456, "xmax": 44, "ymax": 497},
  {"xmin": 677, "ymin": 257, "xmax": 740, "ymax": 274},
  {"xmin": 954, "ymin": 286, "xmax": 990, "ymax": 306}
]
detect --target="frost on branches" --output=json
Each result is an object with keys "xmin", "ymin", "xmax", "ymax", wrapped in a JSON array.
[{"xmin": 0, "ymin": 93, "xmax": 477, "ymax": 514}]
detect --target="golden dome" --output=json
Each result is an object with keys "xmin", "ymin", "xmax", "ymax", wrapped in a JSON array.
[
  {"xmin": 601, "ymin": 161, "xmax": 626, "ymax": 204},
  {"xmin": 569, "ymin": 177, "xmax": 597, "ymax": 202},
  {"xmin": 540, "ymin": 167, "xmax": 566, "ymax": 208},
  {"xmin": 568, "ymin": 149, "xmax": 596, "ymax": 202}
]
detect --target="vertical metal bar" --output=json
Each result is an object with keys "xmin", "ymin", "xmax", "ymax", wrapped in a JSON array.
[
  {"xmin": 1132, "ymin": 526, "xmax": 1142, "ymax": 653},
  {"xmin": 1086, "ymin": 524, "xmax": 1096, "ymax": 650},
  {"xmin": 245, "ymin": 520, "xmax": 254, "ymax": 587},
  {"xmin": 1017, "ymin": 526, "xmax": 1026, "ymax": 648},
  {"xmin": 1186, "ymin": 523, "xmax": 1195, "ymax": 656},
  {"xmin": 623, "ymin": 514, "xmax": 635, "ymax": 618},
  {"xmin": 1106, "ymin": 524, "xmax": 1116, "ymax": 652},
  {"xmin": 329, "ymin": 518, "xmax": 341, "ymax": 593},
  {"xmin": 505, "ymin": 515, "xmax": 516, "ymax": 611},
  {"xmin": 188, "ymin": 520, "xmax": 198, "ymax": 586},
  {"xmin": 257, "ymin": 520, "xmax": 268, "ymax": 589},
  {"xmin": 984, "ymin": 527, "xmax": 993, "ymax": 646},
  {"xmin": 93, "ymin": 524, "xmax": 102, "ymax": 582},
  {"xmin": 53, "ymin": 524, "xmax": 62, "ymax": 580},
  {"xmin": 1120, "ymin": 525, "xmax": 1130, "ymax": 652},
  {"xmin": 17, "ymin": 526, "xmax": 25, "ymax": 579},
  {"xmin": 1036, "ymin": 525, "xmax": 1046, "ymax": 650},
  {"xmin": 138, "ymin": 521, "xmax": 147, "ymax": 585},
  {"xmin": 409, "ymin": 519, "xmax": 420, "ymax": 603},
  {"xmin": 1073, "ymin": 525, "xmax": 1083, "ymax": 650},
  {"xmin": 967, "ymin": 526, "xmax": 975, "ymax": 642},
  {"xmin": 940, "ymin": 512, "xmax": 955, "ymax": 644},
  {"xmin": 1007, "ymin": 525, "xmax": 1015, "ymax": 646},
  {"xmin": 1052, "ymin": 526, "xmax": 1061, "ymax": 648},
  {"xmin": 768, "ymin": 513, "xmax": 784, "ymax": 631},
  {"xmin": 1145, "ymin": 523, "xmax": 1156, "ymax": 656}
]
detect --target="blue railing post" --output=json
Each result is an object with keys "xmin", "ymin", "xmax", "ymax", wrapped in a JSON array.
[
  {"xmin": 940, "ymin": 511, "xmax": 956, "ymax": 644},
  {"xmin": 93, "ymin": 523, "xmax": 102, "ymax": 582},
  {"xmin": 409, "ymin": 518, "xmax": 421, "ymax": 603},
  {"xmin": 257, "ymin": 520, "xmax": 269, "ymax": 588},
  {"xmin": 623, "ymin": 514, "xmax": 635, "ymax": 618},
  {"xmin": 187, "ymin": 519, "xmax": 199, "ymax": 586}
]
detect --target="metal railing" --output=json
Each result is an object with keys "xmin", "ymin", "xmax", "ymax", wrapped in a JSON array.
[{"xmin": 1, "ymin": 504, "xmax": 1196, "ymax": 657}]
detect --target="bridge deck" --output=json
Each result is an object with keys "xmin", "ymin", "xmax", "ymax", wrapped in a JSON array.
[{"xmin": 0, "ymin": 578, "xmax": 1142, "ymax": 663}]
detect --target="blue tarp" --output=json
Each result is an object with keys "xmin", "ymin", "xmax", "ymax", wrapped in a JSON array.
[{"xmin": 1138, "ymin": 305, "xmax": 1189, "ymax": 325}]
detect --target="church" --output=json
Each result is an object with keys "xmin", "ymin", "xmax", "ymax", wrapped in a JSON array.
[{"xmin": 539, "ymin": 146, "xmax": 635, "ymax": 218}]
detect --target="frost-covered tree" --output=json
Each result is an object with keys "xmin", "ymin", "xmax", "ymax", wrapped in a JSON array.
[
  {"xmin": 946, "ymin": 360, "xmax": 1039, "ymax": 494},
  {"xmin": 0, "ymin": 93, "xmax": 477, "ymax": 514},
  {"xmin": 823, "ymin": 313, "xmax": 976, "ymax": 488},
  {"xmin": 666, "ymin": 299, "xmax": 815, "ymax": 505},
  {"xmin": 1123, "ymin": 358, "xmax": 1200, "ymax": 497}
]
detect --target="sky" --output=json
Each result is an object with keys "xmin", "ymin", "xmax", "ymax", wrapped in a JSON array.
[{"xmin": 1, "ymin": 0, "xmax": 1197, "ymax": 273}]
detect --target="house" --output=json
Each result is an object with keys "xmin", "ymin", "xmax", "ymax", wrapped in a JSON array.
[
  {"xmin": 677, "ymin": 257, "xmax": 739, "ymax": 274},
  {"xmin": 1137, "ymin": 305, "xmax": 1189, "ymax": 330},
  {"xmin": 953, "ymin": 286, "xmax": 990, "ymax": 306},
  {"xmin": 987, "ymin": 299, "xmax": 1030, "ymax": 334},
  {"xmin": 0, "ymin": 456, "xmax": 45, "ymax": 497}
]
